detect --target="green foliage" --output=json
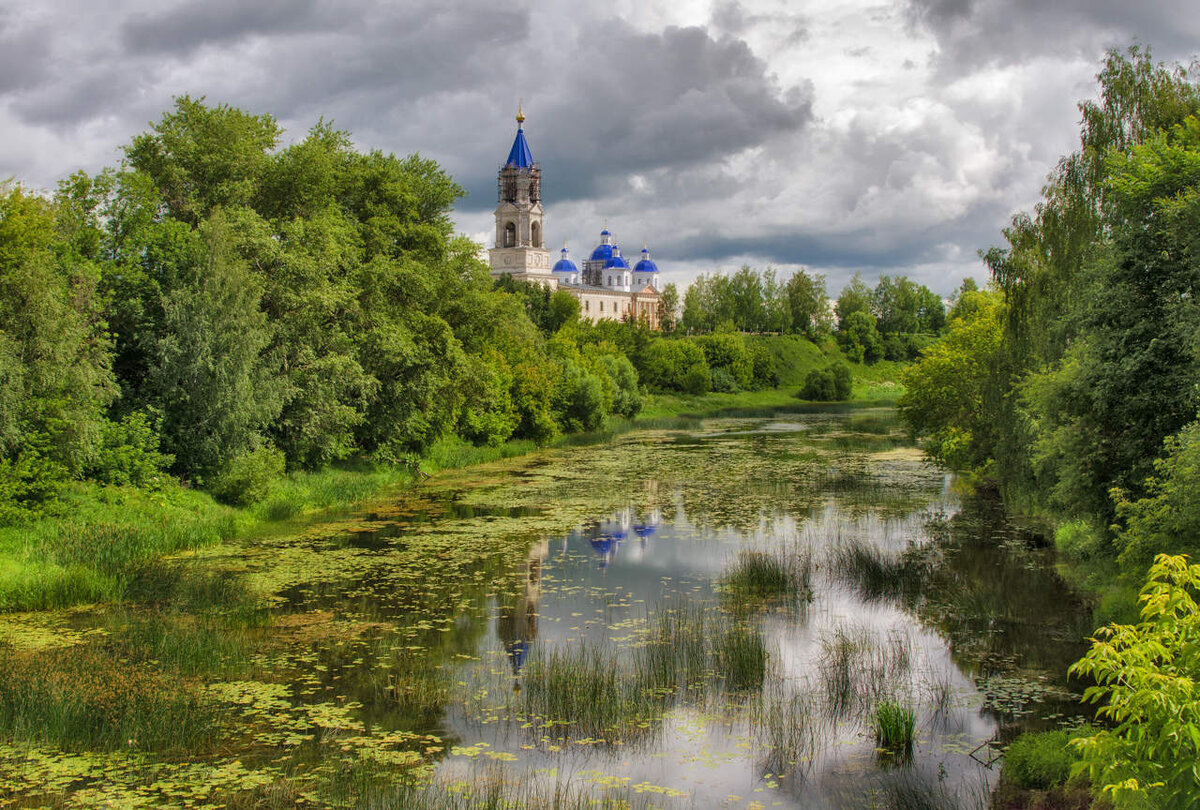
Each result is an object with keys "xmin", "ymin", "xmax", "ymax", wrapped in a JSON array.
[
  {"xmin": 1004, "ymin": 730, "xmax": 1080, "ymax": 790},
  {"xmin": 1114, "ymin": 419, "xmax": 1200, "ymax": 575},
  {"xmin": 126, "ymin": 95, "xmax": 280, "ymax": 225},
  {"xmin": 209, "ymin": 444, "xmax": 287, "ymax": 507},
  {"xmin": 0, "ymin": 185, "xmax": 116, "ymax": 481},
  {"xmin": 658, "ymin": 282, "xmax": 680, "ymax": 332},
  {"xmin": 785, "ymin": 268, "xmax": 832, "ymax": 338},
  {"xmin": 147, "ymin": 213, "xmax": 283, "ymax": 482},
  {"xmin": 898, "ymin": 291, "xmax": 1005, "ymax": 472},
  {"xmin": 89, "ymin": 411, "xmax": 173, "ymax": 489},
  {"xmin": 0, "ymin": 440, "xmax": 67, "ymax": 524},
  {"xmin": 834, "ymin": 272, "xmax": 873, "ymax": 330},
  {"xmin": 839, "ymin": 310, "xmax": 882, "ymax": 364},
  {"xmin": 1054, "ymin": 518, "xmax": 1108, "ymax": 563},
  {"xmin": 1069, "ymin": 554, "xmax": 1200, "ymax": 808},
  {"xmin": 799, "ymin": 362, "xmax": 852, "ymax": 401},
  {"xmin": 640, "ymin": 339, "xmax": 712, "ymax": 394},
  {"xmin": 547, "ymin": 289, "xmax": 581, "ymax": 332},
  {"xmin": 694, "ymin": 333, "xmax": 754, "ymax": 390}
]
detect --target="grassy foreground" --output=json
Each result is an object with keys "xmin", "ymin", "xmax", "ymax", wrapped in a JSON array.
[{"xmin": 0, "ymin": 346, "xmax": 905, "ymax": 614}]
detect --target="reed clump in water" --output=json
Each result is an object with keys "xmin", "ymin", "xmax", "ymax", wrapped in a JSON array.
[
  {"xmin": 719, "ymin": 546, "xmax": 813, "ymax": 613},
  {"xmin": 750, "ymin": 681, "xmax": 825, "ymax": 777},
  {"xmin": 818, "ymin": 624, "xmax": 912, "ymax": 718},
  {"xmin": 872, "ymin": 699, "xmax": 916, "ymax": 753},
  {"xmin": 520, "ymin": 599, "xmax": 771, "ymax": 743}
]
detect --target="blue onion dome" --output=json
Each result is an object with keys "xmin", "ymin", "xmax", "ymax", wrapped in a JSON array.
[
  {"xmin": 590, "ymin": 227, "xmax": 615, "ymax": 261},
  {"xmin": 605, "ymin": 245, "xmax": 630, "ymax": 269},
  {"xmin": 635, "ymin": 247, "xmax": 659, "ymax": 274},
  {"xmin": 552, "ymin": 246, "xmax": 578, "ymax": 273}
]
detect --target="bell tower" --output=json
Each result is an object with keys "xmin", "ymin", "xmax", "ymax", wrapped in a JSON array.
[{"xmin": 489, "ymin": 106, "xmax": 552, "ymax": 283}]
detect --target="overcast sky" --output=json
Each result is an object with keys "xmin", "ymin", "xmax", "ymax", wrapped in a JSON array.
[{"xmin": 2, "ymin": 0, "xmax": 1197, "ymax": 295}]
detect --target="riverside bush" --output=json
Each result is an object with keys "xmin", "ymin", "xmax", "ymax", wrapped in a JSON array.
[
  {"xmin": 1004, "ymin": 730, "xmax": 1077, "ymax": 789},
  {"xmin": 209, "ymin": 444, "xmax": 286, "ymax": 506}
]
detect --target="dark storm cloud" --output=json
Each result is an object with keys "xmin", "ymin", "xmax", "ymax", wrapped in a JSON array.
[
  {"xmin": 904, "ymin": 0, "xmax": 1200, "ymax": 68},
  {"xmin": 455, "ymin": 21, "xmax": 813, "ymax": 210},
  {"xmin": 663, "ymin": 197, "xmax": 1010, "ymax": 271},
  {"xmin": 0, "ymin": 10, "xmax": 51, "ymax": 95},
  {"xmin": 120, "ymin": 0, "xmax": 337, "ymax": 56}
]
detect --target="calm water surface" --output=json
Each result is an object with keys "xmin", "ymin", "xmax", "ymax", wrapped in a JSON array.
[
  {"xmin": 266, "ymin": 407, "xmax": 1092, "ymax": 809},
  {"xmin": 8, "ymin": 407, "xmax": 1093, "ymax": 808}
]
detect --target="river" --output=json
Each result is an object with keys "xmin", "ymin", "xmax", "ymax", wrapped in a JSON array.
[{"xmin": 0, "ymin": 405, "xmax": 1094, "ymax": 809}]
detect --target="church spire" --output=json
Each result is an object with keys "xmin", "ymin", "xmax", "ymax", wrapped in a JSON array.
[{"xmin": 505, "ymin": 106, "xmax": 534, "ymax": 168}]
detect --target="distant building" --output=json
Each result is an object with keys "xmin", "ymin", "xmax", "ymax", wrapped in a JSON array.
[{"xmin": 487, "ymin": 108, "xmax": 663, "ymax": 328}]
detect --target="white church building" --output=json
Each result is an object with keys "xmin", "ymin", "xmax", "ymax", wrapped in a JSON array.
[{"xmin": 487, "ymin": 109, "xmax": 664, "ymax": 328}]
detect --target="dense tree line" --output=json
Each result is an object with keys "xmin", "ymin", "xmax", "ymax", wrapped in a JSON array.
[
  {"xmin": 900, "ymin": 47, "xmax": 1200, "ymax": 589},
  {"xmin": 0, "ymin": 97, "xmax": 812, "ymax": 520},
  {"xmin": 0, "ymin": 98, "xmax": 653, "ymax": 516},
  {"xmin": 679, "ymin": 264, "xmax": 946, "ymax": 363}
]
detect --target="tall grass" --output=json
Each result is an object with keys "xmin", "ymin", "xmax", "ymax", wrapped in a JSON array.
[
  {"xmin": 830, "ymin": 538, "xmax": 923, "ymax": 601},
  {"xmin": 329, "ymin": 763, "xmax": 671, "ymax": 810},
  {"xmin": 719, "ymin": 546, "xmax": 813, "ymax": 612},
  {"xmin": 0, "ymin": 645, "xmax": 222, "ymax": 752},
  {"xmin": 519, "ymin": 600, "xmax": 770, "ymax": 743},
  {"xmin": 818, "ymin": 624, "xmax": 912, "ymax": 718},
  {"xmin": 751, "ymin": 681, "xmax": 826, "ymax": 776},
  {"xmin": 0, "ymin": 483, "xmax": 240, "ymax": 611},
  {"xmin": 522, "ymin": 639, "xmax": 662, "ymax": 742},
  {"xmin": 873, "ymin": 699, "xmax": 916, "ymax": 752}
]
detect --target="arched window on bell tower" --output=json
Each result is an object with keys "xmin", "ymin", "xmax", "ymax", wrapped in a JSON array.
[
  {"xmin": 531, "ymin": 222, "xmax": 541, "ymax": 248},
  {"xmin": 505, "ymin": 222, "xmax": 516, "ymax": 248}
]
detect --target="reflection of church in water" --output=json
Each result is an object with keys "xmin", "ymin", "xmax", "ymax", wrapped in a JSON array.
[{"xmin": 495, "ymin": 506, "xmax": 663, "ymax": 688}]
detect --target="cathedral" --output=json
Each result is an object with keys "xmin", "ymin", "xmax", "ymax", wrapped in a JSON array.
[{"xmin": 487, "ymin": 109, "xmax": 664, "ymax": 328}]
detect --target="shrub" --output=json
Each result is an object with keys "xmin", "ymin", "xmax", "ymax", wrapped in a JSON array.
[
  {"xmin": 711, "ymin": 367, "xmax": 739, "ymax": 393},
  {"xmin": 1054, "ymin": 519, "xmax": 1106, "ymax": 562},
  {"xmin": 681, "ymin": 361, "xmax": 712, "ymax": 395},
  {"xmin": 208, "ymin": 444, "xmax": 285, "ymax": 506},
  {"xmin": 799, "ymin": 362, "xmax": 852, "ymax": 401},
  {"xmin": 1004, "ymin": 730, "xmax": 1077, "ymax": 790},
  {"xmin": 0, "ymin": 440, "xmax": 66, "ymax": 524},
  {"xmin": 694, "ymin": 333, "xmax": 753, "ymax": 388},
  {"xmin": 1069, "ymin": 555, "xmax": 1200, "ymax": 809},
  {"xmin": 90, "ymin": 411, "xmax": 174, "ymax": 488}
]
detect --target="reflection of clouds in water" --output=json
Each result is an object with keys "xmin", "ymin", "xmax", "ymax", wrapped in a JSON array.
[{"xmin": 443, "ymin": 414, "xmax": 1082, "ymax": 808}]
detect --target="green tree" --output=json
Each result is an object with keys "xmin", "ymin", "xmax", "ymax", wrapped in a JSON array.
[
  {"xmin": 834, "ymin": 272, "xmax": 872, "ymax": 331},
  {"xmin": 126, "ymin": 95, "xmax": 280, "ymax": 225},
  {"xmin": 785, "ymin": 268, "xmax": 830, "ymax": 338},
  {"xmin": 147, "ymin": 213, "xmax": 283, "ymax": 481},
  {"xmin": 658, "ymin": 282, "xmax": 680, "ymax": 332},
  {"xmin": 839, "ymin": 310, "xmax": 882, "ymax": 364},
  {"xmin": 547, "ymin": 289, "xmax": 581, "ymax": 332},
  {"xmin": 1069, "ymin": 554, "xmax": 1200, "ymax": 809},
  {"xmin": 1114, "ymin": 419, "xmax": 1200, "ymax": 574},
  {"xmin": 0, "ymin": 185, "xmax": 115, "ymax": 480},
  {"xmin": 898, "ymin": 291, "xmax": 1005, "ymax": 471}
]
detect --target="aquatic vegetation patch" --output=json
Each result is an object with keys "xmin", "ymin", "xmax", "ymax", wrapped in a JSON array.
[
  {"xmin": 818, "ymin": 624, "xmax": 913, "ymax": 719},
  {"xmin": 872, "ymin": 699, "xmax": 916, "ymax": 753},
  {"xmin": 718, "ymin": 546, "xmax": 813, "ymax": 613},
  {"xmin": 0, "ymin": 645, "xmax": 222, "ymax": 753}
]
